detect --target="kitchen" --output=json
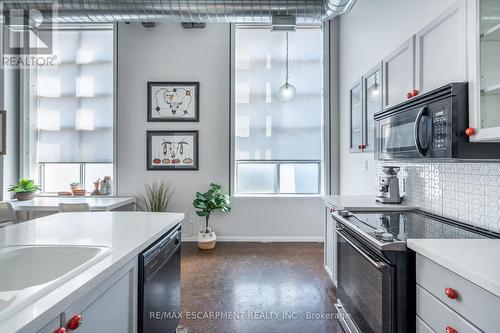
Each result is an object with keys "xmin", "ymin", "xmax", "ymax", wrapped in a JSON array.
[{"xmin": 0, "ymin": 0, "xmax": 499, "ymax": 333}]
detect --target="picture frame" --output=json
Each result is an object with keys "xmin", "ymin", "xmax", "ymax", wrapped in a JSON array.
[
  {"xmin": 0, "ymin": 110, "xmax": 6, "ymax": 155},
  {"xmin": 147, "ymin": 82, "xmax": 200, "ymax": 122},
  {"xmin": 147, "ymin": 130, "xmax": 199, "ymax": 171}
]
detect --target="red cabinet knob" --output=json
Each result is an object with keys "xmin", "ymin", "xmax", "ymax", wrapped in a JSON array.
[
  {"xmin": 465, "ymin": 127, "xmax": 476, "ymax": 136},
  {"xmin": 446, "ymin": 326, "xmax": 457, "ymax": 333},
  {"xmin": 407, "ymin": 90, "xmax": 419, "ymax": 99},
  {"xmin": 67, "ymin": 314, "xmax": 82, "ymax": 330},
  {"xmin": 54, "ymin": 328, "xmax": 67, "ymax": 333},
  {"xmin": 445, "ymin": 287, "xmax": 458, "ymax": 299}
]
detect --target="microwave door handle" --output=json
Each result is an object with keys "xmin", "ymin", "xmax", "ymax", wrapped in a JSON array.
[
  {"xmin": 414, "ymin": 106, "xmax": 428, "ymax": 157},
  {"xmin": 334, "ymin": 228, "xmax": 386, "ymax": 269}
]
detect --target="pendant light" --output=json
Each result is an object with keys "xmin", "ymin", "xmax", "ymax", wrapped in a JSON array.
[{"xmin": 279, "ymin": 31, "xmax": 296, "ymax": 102}]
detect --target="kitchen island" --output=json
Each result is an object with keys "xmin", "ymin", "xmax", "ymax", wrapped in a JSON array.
[{"xmin": 0, "ymin": 211, "xmax": 184, "ymax": 333}]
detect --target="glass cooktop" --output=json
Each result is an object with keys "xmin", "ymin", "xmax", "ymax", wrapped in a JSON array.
[{"xmin": 343, "ymin": 211, "xmax": 492, "ymax": 242}]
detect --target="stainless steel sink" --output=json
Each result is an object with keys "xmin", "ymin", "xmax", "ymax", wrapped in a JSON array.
[{"xmin": 0, "ymin": 245, "xmax": 109, "ymax": 320}]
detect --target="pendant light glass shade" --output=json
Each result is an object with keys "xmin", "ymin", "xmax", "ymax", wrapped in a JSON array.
[
  {"xmin": 279, "ymin": 31, "xmax": 296, "ymax": 102},
  {"xmin": 279, "ymin": 83, "xmax": 296, "ymax": 102},
  {"xmin": 371, "ymin": 81, "xmax": 380, "ymax": 97}
]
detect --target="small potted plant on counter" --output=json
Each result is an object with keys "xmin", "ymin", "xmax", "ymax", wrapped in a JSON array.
[
  {"xmin": 193, "ymin": 183, "xmax": 231, "ymax": 250},
  {"xmin": 8, "ymin": 178, "xmax": 41, "ymax": 201}
]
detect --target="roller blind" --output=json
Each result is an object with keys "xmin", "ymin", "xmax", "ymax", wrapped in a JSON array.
[
  {"xmin": 36, "ymin": 28, "xmax": 113, "ymax": 163},
  {"xmin": 234, "ymin": 27, "xmax": 324, "ymax": 194}
]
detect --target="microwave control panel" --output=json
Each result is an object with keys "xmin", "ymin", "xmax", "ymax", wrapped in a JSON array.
[{"xmin": 432, "ymin": 108, "xmax": 447, "ymax": 149}]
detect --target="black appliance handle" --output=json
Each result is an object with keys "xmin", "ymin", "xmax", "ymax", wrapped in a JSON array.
[
  {"xmin": 414, "ymin": 106, "xmax": 429, "ymax": 157},
  {"xmin": 334, "ymin": 228, "xmax": 386, "ymax": 269}
]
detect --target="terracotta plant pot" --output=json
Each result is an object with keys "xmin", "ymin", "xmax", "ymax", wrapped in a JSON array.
[
  {"xmin": 197, "ymin": 228, "xmax": 217, "ymax": 250},
  {"xmin": 15, "ymin": 192, "xmax": 35, "ymax": 201}
]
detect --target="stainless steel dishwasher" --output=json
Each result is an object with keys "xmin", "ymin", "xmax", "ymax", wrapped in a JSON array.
[{"xmin": 138, "ymin": 224, "xmax": 181, "ymax": 333}]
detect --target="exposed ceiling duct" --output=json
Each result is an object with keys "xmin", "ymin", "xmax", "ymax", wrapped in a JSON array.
[{"xmin": 3, "ymin": 0, "xmax": 356, "ymax": 24}]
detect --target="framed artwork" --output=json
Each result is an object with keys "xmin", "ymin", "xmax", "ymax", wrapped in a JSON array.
[
  {"xmin": 147, "ymin": 82, "xmax": 199, "ymax": 122},
  {"xmin": 0, "ymin": 110, "xmax": 6, "ymax": 155},
  {"xmin": 147, "ymin": 130, "xmax": 199, "ymax": 170}
]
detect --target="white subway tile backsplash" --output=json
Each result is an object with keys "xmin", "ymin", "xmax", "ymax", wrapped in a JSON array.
[{"xmin": 377, "ymin": 162, "xmax": 500, "ymax": 233}]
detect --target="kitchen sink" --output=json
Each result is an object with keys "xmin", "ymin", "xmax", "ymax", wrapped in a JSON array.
[{"xmin": 0, "ymin": 245, "xmax": 110, "ymax": 320}]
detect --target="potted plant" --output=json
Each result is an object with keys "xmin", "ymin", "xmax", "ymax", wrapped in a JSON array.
[
  {"xmin": 139, "ymin": 180, "xmax": 174, "ymax": 212},
  {"xmin": 193, "ymin": 183, "xmax": 231, "ymax": 250},
  {"xmin": 8, "ymin": 178, "xmax": 41, "ymax": 201}
]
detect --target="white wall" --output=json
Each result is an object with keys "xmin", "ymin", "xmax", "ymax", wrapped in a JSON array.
[
  {"xmin": 338, "ymin": 0, "xmax": 456, "ymax": 195},
  {"xmin": 117, "ymin": 23, "xmax": 323, "ymax": 241}
]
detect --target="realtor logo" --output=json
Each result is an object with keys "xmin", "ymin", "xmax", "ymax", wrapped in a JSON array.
[{"xmin": 1, "ymin": 1, "xmax": 57, "ymax": 68}]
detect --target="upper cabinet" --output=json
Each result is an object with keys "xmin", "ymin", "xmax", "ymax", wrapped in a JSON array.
[
  {"xmin": 349, "ymin": 64, "xmax": 382, "ymax": 153},
  {"xmin": 363, "ymin": 63, "xmax": 383, "ymax": 151},
  {"xmin": 349, "ymin": 79, "xmax": 364, "ymax": 152},
  {"xmin": 416, "ymin": 0, "xmax": 467, "ymax": 94},
  {"xmin": 468, "ymin": 0, "xmax": 500, "ymax": 141},
  {"xmin": 382, "ymin": 37, "xmax": 415, "ymax": 109}
]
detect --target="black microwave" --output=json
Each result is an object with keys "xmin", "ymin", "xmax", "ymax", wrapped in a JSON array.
[{"xmin": 375, "ymin": 82, "xmax": 500, "ymax": 160}]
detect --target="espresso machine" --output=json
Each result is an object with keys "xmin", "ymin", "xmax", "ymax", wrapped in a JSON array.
[{"xmin": 376, "ymin": 166, "xmax": 403, "ymax": 204}]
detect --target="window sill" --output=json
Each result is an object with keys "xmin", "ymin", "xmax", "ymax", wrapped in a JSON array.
[{"xmin": 231, "ymin": 194, "xmax": 323, "ymax": 199}]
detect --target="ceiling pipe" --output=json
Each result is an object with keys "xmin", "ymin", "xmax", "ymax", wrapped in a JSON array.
[{"xmin": 2, "ymin": 0, "xmax": 356, "ymax": 24}]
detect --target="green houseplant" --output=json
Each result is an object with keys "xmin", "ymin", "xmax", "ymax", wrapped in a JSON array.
[
  {"xmin": 139, "ymin": 180, "xmax": 174, "ymax": 212},
  {"xmin": 8, "ymin": 178, "xmax": 41, "ymax": 201},
  {"xmin": 193, "ymin": 183, "xmax": 231, "ymax": 249}
]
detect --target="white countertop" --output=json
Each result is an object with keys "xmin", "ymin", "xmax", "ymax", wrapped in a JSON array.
[
  {"xmin": 10, "ymin": 196, "xmax": 136, "ymax": 212},
  {"xmin": 323, "ymin": 195, "xmax": 416, "ymax": 211},
  {"xmin": 408, "ymin": 239, "xmax": 500, "ymax": 299},
  {"xmin": 0, "ymin": 211, "xmax": 184, "ymax": 333}
]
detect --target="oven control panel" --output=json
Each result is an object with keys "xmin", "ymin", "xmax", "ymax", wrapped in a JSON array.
[{"xmin": 432, "ymin": 108, "xmax": 447, "ymax": 149}]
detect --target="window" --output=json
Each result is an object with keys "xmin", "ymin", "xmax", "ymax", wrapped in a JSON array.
[
  {"xmin": 233, "ymin": 26, "xmax": 325, "ymax": 195},
  {"xmin": 23, "ymin": 25, "xmax": 114, "ymax": 194}
]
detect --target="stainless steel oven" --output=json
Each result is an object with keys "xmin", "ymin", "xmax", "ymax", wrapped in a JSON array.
[
  {"xmin": 375, "ymin": 82, "xmax": 500, "ymax": 160},
  {"xmin": 334, "ymin": 224, "xmax": 394, "ymax": 333},
  {"xmin": 331, "ymin": 209, "xmax": 499, "ymax": 333}
]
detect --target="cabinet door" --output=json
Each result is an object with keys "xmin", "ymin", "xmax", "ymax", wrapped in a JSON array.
[
  {"xmin": 363, "ymin": 63, "xmax": 383, "ymax": 151},
  {"xmin": 350, "ymin": 79, "xmax": 364, "ymax": 152},
  {"xmin": 382, "ymin": 36, "xmax": 415, "ymax": 109},
  {"xmin": 416, "ymin": 0, "xmax": 467, "ymax": 94},
  {"xmin": 468, "ymin": 0, "xmax": 500, "ymax": 141},
  {"xmin": 62, "ymin": 259, "xmax": 138, "ymax": 333}
]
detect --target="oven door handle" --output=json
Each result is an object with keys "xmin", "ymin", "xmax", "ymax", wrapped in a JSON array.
[
  {"xmin": 414, "ymin": 106, "xmax": 429, "ymax": 157},
  {"xmin": 335, "ymin": 228, "xmax": 387, "ymax": 269}
]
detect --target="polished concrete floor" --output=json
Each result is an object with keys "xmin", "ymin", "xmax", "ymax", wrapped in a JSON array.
[{"xmin": 179, "ymin": 242, "xmax": 342, "ymax": 333}]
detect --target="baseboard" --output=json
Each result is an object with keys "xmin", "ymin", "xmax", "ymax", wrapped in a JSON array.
[{"xmin": 181, "ymin": 236, "xmax": 323, "ymax": 242}]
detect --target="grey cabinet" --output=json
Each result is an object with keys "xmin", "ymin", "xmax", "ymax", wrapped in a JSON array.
[
  {"xmin": 382, "ymin": 36, "xmax": 415, "ymax": 109},
  {"xmin": 324, "ymin": 206, "xmax": 336, "ymax": 286},
  {"xmin": 362, "ymin": 63, "xmax": 383, "ymax": 151},
  {"xmin": 415, "ymin": 0, "xmax": 467, "ymax": 95},
  {"xmin": 416, "ymin": 254, "xmax": 500, "ymax": 333},
  {"xmin": 35, "ymin": 258, "xmax": 138, "ymax": 333},
  {"xmin": 349, "ymin": 64, "xmax": 382, "ymax": 154},
  {"xmin": 349, "ymin": 79, "xmax": 364, "ymax": 152}
]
